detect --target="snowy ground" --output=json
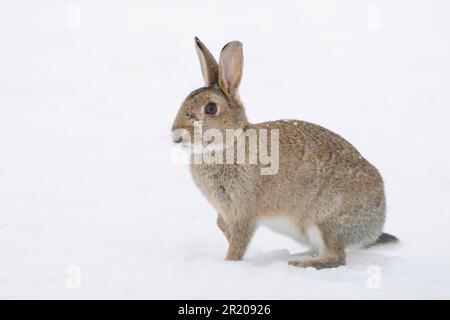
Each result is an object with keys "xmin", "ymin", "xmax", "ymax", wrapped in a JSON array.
[{"xmin": 1, "ymin": 0, "xmax": 450, "ymax": 299}]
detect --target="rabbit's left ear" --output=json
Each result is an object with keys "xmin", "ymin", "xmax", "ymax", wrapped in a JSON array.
[
  {"xmin": 218, "ymin": 41, "xmax": 243, "ymax": 97},
  {"xmin": 195, "ymin": 37, "xmax": 219, "ymax": 86}
]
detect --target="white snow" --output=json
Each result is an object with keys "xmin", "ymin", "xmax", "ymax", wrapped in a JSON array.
[{"xmin": 1, "ymin": 0, "xmax": 450, "ymax": 299}]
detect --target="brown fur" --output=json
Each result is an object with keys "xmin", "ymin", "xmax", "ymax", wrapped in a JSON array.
[{"xmin": 171, "ymin": 38, "xmax": 394, "ymax": 269}]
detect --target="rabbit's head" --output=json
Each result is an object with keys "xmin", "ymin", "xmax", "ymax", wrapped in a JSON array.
[{"xmin": 171, "ymin": 38, "xmax": 248, "ymax": 148}]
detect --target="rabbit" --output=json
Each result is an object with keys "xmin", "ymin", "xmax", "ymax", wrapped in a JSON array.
[{"xmin": 171, "ymin": 37, "xmax": 398, "ymax": 269}]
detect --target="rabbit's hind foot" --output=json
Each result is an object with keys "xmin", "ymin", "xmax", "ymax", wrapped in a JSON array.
[{"xmin": 288, "ymin": 249, "xmax": 346, "ymax": 269}]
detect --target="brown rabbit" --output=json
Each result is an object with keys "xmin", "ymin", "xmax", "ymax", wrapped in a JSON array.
[{"xmin": 171, "ymin": 37, "xmax": 397, "ymax": 269}]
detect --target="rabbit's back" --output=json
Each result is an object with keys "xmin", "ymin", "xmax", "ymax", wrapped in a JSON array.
[{"xmin": 257, "ymin": 120, "xmax": 385, "ymax": 245}]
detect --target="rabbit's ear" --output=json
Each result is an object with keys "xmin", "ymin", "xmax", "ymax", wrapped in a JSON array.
[
  {"xmin": 218, "ymin": 41, "xmax": 243, "ymax": 97},
  {"xmin": 195, "ymin": 37, "xmax": 218, "ymax": 86}
]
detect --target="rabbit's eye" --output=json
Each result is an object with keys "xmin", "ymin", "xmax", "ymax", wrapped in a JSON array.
[{"xmin": 204, "ymin": 102, "xmax": 218, "ymax": 115}]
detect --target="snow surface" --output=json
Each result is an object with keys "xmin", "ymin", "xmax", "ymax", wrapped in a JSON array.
[{"xmin": 1, "ymin": 0, "xmax": 450, "ymax": 299}]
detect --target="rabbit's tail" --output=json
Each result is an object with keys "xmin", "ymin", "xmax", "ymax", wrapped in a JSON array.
[{"xmin": 366, "ymin": 232, "xmax": 399, "ymax": 248}]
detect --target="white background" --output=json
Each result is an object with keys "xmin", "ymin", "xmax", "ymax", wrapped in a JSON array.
[{"xmin": 0, "ymin": 0, "xmax": 449, "ymax": 298}]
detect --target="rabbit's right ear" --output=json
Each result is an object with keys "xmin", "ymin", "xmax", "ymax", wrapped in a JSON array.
[
  {"xmin": 218, "ymin": 41, "xmax": 243, "ymax": 97},
  {"xmin": 194, "ymin": 37, "xmax": 219, "ymax": 86}
]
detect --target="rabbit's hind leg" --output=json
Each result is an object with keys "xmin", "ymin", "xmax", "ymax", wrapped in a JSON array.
[
  {"xmin": 288, "ymin": 248, "xmax": 345, "ymax": 269},
  {"xmin": 286, "ymin": 249, "xmax": 317, "ymax": 263},
  {"xmin": 288, "ymin": 224, "xmax": 346, "ymax": 269}
]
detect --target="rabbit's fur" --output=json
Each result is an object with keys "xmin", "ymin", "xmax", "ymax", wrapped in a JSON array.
[{"xmin": 171, "ymin": 38, "xmax": 397, "ymax": 269}]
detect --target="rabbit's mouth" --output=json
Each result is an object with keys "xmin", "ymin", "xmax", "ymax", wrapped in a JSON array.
[
  {"xmin": 179, "ymin": 141, "xmax": 226, "ymax": 155},
  {"xmin": 171, "ymin": 124, "xmax": 237, "ymax": 155}
]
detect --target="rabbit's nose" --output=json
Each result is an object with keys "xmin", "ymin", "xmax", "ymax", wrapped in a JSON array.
[
  {"xmin": 171, "ymin": 131, "xmax": 184, "ymax": 143},
  {"xmin": 173, "ymin": 136, "xmax": 183, "ymax": 143}
]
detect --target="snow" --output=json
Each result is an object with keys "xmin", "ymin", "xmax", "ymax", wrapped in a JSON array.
[{"xmin": 1, "ymin": 0, "xmax": 450, "ymax": 299}]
